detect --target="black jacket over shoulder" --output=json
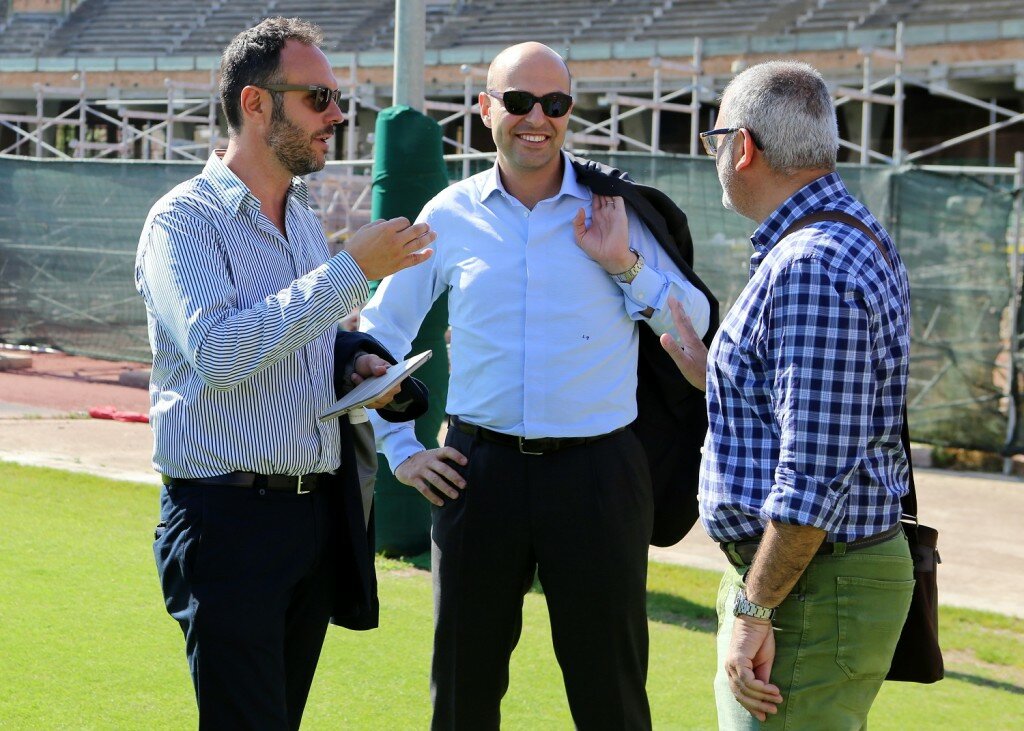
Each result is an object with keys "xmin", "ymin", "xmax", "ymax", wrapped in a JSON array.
[
  {"xmin": 571, "ymin": 155, "xmax": 719, "ymax": 547},
  {"xmin": 329, "ymin": 330, "xmax": 428, "ymax": 629}
]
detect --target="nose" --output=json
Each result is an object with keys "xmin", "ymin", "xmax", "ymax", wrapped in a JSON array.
[
  {"xmin": 523, "ymin": 99, "xmax": 546, "ymax": 123},
  {"xmin": 325, "ymin": 99, "xmax": 344, "ymax": 126}
]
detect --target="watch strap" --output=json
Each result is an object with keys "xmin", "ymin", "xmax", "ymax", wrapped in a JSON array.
[
  {"xmin": 613, "ymin": 248, "xmax": 644, "ymax": 283},
  {"xmin": 733, "ymin": 588, "xmax": 776, "ymax": 621}
]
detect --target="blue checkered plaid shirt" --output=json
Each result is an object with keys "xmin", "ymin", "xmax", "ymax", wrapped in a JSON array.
[{"xmin": 700, "ymin": 172, "xmax": 911, "ymax": 544}]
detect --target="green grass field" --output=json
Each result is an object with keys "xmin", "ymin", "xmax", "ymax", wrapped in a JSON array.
[{"xmin": 1, "ymin": 460, "xmax": 1022, "ymax": 729}]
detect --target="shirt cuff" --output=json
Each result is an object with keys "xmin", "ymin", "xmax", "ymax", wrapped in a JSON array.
[
  {"xmin": 324, "ymin": 251, "xmax": 371, "ymax": 312},
  {"xmin": 759, "ymin": 466, "xmax": 849, "ymax": 535},
  {"xmin": 376, "ymin": 420, "xmax": 425, "ymax": 473},
  {"xmin": 615, "ymin": 262, "xmax": 662, "ymax": 309}
]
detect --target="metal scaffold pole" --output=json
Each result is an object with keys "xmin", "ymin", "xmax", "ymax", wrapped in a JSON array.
[{"xmin": 393, "ymin": 0, "xmax": 425, "ymax": 111}]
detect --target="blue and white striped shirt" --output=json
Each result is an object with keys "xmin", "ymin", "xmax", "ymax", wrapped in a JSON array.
[
  {"xmin": 135, "ymin": 152, "xmax": 368, "ymax": 478},
  {"xmin": 700, "ymin": 172, "xmax": 911, "ymax": 544}
]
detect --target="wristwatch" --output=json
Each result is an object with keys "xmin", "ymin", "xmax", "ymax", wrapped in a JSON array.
[
  {"xmin": 733, "ymin": 588, "xmax": 776, "ymax": 621},
  {"xmin": 613, "ymin": 248, "xmax": 644, "ymax": 283}
]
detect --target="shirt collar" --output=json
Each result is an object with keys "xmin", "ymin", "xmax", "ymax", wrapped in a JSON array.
[
  {"xmin": 750, "ymin": 171, "xmax": 849, "ymax": 252},
  {"xmin": 203, "ymin": 150, "xmax": 310, "ymax": 216},
  {"xmin": 480, "ymin": 151, "xmax": 590, "ymax": 204}
]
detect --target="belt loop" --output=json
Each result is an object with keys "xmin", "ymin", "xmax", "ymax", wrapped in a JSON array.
[
  {"xmin": 724, "ymin": 542, "xmax": 745, "ymax": 567},
  {"xmin": 832, "ymin": 541, "xmax": 847, "ymax": 557}
]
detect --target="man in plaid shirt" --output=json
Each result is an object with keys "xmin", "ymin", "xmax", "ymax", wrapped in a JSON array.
[{"xmin": 682, "ymin": 61, "xmax": 915, "ymax": 729}]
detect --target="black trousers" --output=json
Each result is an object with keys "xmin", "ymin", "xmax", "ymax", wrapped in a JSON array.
[
  {"xmin": 154, "ymin": 481, "xmax": 338, "ymax": 730},
  {"xmin": 430, "ymin": 425, "xmax": 654, "ymax": 731}
]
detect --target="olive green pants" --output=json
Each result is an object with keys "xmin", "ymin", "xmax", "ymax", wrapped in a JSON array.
[{"xmin": 714, "ymin": 531, "xmax": 914, "ymax": 731}]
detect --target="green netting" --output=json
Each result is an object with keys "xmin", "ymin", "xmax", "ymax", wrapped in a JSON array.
[
  {"xmin": 0, "ymin": 156, "xmax": 202, "ymax": 361},
  {"xmin": 0, "ymin": 152, "xmax": 1017, "ymax": 452},
  {"xmin": 369, "ymin": 106, "xmax": 451, "ymax": 556}
]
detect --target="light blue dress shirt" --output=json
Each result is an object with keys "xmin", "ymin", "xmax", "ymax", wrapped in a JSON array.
[
  {"xmin": 135, "ymin": 153, "xmax": 368, "ymax": 478},
  {"xmin": 361, "ymin": 153, "xmax": 710, "ymax": 470}
]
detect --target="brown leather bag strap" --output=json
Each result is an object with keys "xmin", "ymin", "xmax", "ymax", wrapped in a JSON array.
[
  {"xmin": 780, "ymin": 209, "xmax": 917, "ymax": 522},
  {"xmin": 780, "ymin": 210, "xmax": 892, "ymax": 269}
]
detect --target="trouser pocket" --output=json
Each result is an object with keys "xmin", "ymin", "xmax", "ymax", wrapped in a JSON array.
[{"xmin": 836, "ymin": 575, "xmax": 915, "ymax": 679}]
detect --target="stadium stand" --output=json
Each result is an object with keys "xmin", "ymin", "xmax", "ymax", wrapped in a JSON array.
[
  {"xmin": 0, "ymin": 9, "xmax": 63, "ymax": 56},
  {"xmin": 0, "ymin": 0, "xmax": 1020, "ymax": 56}
]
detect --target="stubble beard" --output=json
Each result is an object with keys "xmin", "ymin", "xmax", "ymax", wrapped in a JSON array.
[{"xmin": 267, "ymin": 102, "xmax": 326, "ymax": 177}]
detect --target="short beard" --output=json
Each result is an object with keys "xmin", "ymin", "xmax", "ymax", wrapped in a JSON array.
[{"xmin": 266, "ymin": 95, "xmax": 325, "ymax": 177}]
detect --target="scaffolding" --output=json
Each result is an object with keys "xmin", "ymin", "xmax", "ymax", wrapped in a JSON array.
[{"xmin": 1, "ymin": 24, "xmax": 1020, "ymax": 169}]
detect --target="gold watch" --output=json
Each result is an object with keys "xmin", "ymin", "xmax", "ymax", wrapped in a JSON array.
[{"xmin": 613, "ymin": 248, "xmax": 644, "ymax": 283}]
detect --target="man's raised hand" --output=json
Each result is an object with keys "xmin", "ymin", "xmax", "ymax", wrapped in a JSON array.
[{"xmin": 344, "ymin": 217, "xmax": 435, "ymax": 281}]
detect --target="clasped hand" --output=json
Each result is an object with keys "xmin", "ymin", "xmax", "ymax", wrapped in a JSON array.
[{"xmin": 725, "ymin": 615, "xmax": 783, "ymax": 721}]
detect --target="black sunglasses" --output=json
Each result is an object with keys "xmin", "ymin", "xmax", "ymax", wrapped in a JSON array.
[
  {"xmin": 487, "ymin": 89, "xmax": 573, "ymax": 118},
  {"xmin": 260, "ymin": 84, "xmax": 343, "ymax": 113}
]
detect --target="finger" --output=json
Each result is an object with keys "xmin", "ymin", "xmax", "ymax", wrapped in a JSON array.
[
  {"xmin": 429, "ymin": 460, "xmax": 467, "ymax": 491},
  {"xmin": 659, "ymin": 331, "xmax": 687, "ymax": 367},
  {"xmin": 397, "ymin": 221, "xmax": 432, "ymax": 244},
  {"xmin": 411, "ymin": 478, "xmax": 445, "ymax": 506},
  {"xmin": 573, "ymin": 208, "xmax": 587, "ymax": 241},
  {"xmin": 435, "ymin": 446, "xmax": 469, "ymax": 466},
  {"xmin": 391, "ymin": 249, "xmax": 434, "ymax": 273},
  {"xmin": 422, "ymin": 471, "xmax": 463, "ymax": 500},
  {"xmin": 407, "ymin": 228, "xmax": 437, "ymax": 248},
  {"xmin": 383, "ymin": 216, "xmax": 412, "ymax": 232},
  {"xmin": 369, "ymin": 359, "xmax": 390, "ymax": 376}
]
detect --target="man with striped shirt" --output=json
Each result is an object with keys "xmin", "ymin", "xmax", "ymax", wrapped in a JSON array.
[
  {"xmin": 135, "ymin": 18, "xmax": 434, "ymax": 729},
  {"xmin": 696, "ymin": 62, "xmax": 915, "ymax": 729}
]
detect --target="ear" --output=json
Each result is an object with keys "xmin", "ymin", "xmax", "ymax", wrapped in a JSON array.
[
  {"xmin": 239, "ymin": 85, "xmax": 270, "ymax": 129},
  {"xmin": 479, "ymin": 91, "xmax": 492, "ymax": 129},
  {"xmin": 735, "ymin": 128, "xmax": 757, "ymax": 171}
]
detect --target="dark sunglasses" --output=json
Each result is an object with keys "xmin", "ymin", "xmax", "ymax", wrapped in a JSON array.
[
  {"xmin": 260, "ymin": 84, "xmax": 343, "ymax": 113},
  {"xmin": 487, "ymin": 89, "xmax": 573, "ymax": 118}
]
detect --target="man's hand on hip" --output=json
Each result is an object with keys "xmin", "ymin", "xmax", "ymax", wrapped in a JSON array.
[
  {"xmin": 726, "ymin": 615, "xmax": 783, "ymax": 721},
  {"xmin": 344, "ymin": 217, "xmax": 436, "ymax": 281},
  {"xmin": 395, "ymin": 448, "xmax": 468, "ymax": 506}
]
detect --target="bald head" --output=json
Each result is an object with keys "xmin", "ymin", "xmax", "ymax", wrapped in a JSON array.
[{"xmin": 487, "ymin": 42, "xmax": 571, "ymax": 91}]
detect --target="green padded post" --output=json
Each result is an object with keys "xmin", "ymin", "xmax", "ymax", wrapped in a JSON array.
[{"xmin": 370, "ymin": 105, "xmax": 451, "ymax": 556}]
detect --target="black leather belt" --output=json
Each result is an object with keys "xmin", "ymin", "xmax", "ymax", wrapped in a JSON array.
[
  {"xmin": 161, "ymin": 471, "xmax": 328, "ymax": 494},
  {"xmin": 720, "ymin": 522, "xmax": 904, "ymax": 568},
  {"xmin": 450, "ymin": 415, "xmax": 626, "ymax": 456}
]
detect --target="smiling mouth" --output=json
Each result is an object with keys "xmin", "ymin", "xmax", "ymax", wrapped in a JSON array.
[{"xmin": 517, "ymin": 133, "xmax": 548, "ymax": 143}]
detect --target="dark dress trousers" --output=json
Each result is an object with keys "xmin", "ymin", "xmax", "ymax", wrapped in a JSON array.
[{"xmin": 153, "ymin": 331, "xmax": 426, "ymax": 729}]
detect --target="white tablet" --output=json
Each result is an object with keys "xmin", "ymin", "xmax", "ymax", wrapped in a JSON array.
[{"xmin": 319, "ymin": 350, "xmax": 432, "ymax": 422}]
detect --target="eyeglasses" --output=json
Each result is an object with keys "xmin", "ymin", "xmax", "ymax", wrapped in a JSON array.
[
  {"xmin": 260, "ymin": 84, "xmax": 343, "ymax": 113},
  {"xmin": 487, "ymin": 89, "xmax": 573, "ymax": 118},
  {"xmin": 699, "ymin": 127, "xmax": 763, "ymax": 156}
]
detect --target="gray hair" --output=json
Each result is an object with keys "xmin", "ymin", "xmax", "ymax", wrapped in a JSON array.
[{"xmin": 721, "ymin": 61, "xmax": 838, "ymax": 174}]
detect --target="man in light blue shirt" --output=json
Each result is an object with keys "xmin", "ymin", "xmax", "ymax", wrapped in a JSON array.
[{"xmin": 360, "ymin": 41, "xmax": 710, "ymax": 729}]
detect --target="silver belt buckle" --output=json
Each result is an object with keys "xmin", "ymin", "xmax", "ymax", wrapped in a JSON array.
[
  {"xmin": 296, "ymin": 474, "xmax": 310, "ymax": 494},
  {"xmin": 518, "ymin": 436, "xmax": 544, "ymax": 456}
]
